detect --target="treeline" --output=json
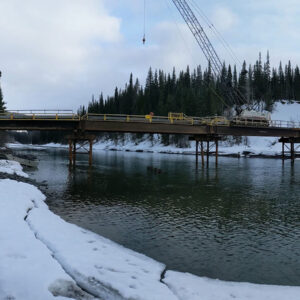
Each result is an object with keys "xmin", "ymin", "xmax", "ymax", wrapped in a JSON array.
[{"xmin": 81, "ymin": 52, "xmax": 300, "ymax": 117}]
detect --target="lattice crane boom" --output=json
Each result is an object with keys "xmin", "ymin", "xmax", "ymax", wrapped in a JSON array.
[
  {"xmin": 171, "ymin": 0, "xmax": 247, "ymax": 109},
  {"xmin": 171, "ymin": 0, "xmax": 222, "ymax": 78}
]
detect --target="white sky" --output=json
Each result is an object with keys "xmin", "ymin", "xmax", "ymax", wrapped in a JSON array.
[{"xmin": 0, "ymin": 0, "xmax": 299, "ymax": 111}]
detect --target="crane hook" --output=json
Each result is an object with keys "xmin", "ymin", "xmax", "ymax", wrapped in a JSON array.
[{"xmin": 142, "ymin": 0, "xmax": 146, "ymax": 44}]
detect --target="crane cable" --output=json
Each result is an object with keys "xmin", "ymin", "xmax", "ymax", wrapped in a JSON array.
[
  {"xmin": 188, "ymin": 0, "xmax": 242, "ymax": 68},
  {"xmin": 143, "ymin": 0, "xmax": 146, "ymax": 44}
]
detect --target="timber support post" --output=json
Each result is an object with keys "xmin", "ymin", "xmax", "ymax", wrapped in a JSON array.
[
  {"xmin": 206, "ymin": 141, "xmax": 209, "ymax": 168},
  {"xmin": 201, "ymin": 141, "xmax": 204, "ymax": 167},
  {"xmin": 73, "ymin": 140, "xmax": 77, "ymax": 165},
  {"xmin": 195, "ymin": 140, "xmax": 199, "ymax": 166},
  {"xmin": 215, "ymin": 138, "xmax": 219, "ymax": 167},
  {"xmin": 69, "ymin": 139, "xmax": 73, "ymax": 165},
  {"xmin": 67, "ymin": 133, "xmax": 96, "ymax": 167},
  {"xmin": 190, "ymin": 135, "xmax": 221, "ymax": 168},
  {"xmin": 89, "ymin": 139, "xmax": 93, "ymax": 166},
  {"xmin": 291, "ymin": 141, "xmax": 295, "ymax": 164},
  {"xmin": 279, "ymin": 137, "xmax": 300, "ymax": 163}
]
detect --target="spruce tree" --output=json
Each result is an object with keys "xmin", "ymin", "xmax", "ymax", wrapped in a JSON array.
[
  {"xmin": 0, "ymin": 71, "xmax": 6, "ymax": 112},
  {"xmin": 294, "ymin": 66, "xmax": 300, "ymax": 101}
]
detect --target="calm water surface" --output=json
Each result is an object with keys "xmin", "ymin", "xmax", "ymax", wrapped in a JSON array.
[{"xmin": 25, "ymin": 148, "xmax": 300, "ymax": 286}]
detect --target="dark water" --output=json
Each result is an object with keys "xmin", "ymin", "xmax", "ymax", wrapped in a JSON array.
[{"xmin": 25, "ymin": 148, "xmax": 300, "ymax": 286}]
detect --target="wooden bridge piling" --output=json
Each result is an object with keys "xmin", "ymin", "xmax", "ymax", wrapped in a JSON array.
[
  {"xmin": 89, "ymin": 139, "xmax": 93, "ymax": 166},
  {"xmin": 195, "ymin": 140, "xmax": 199, "ymax": 166},
  {"xmin": 291, "ymin": 141, "xmax": 295, "ymax": 164},
  {"xmin": 200, "ymin": 141, "xmax": 204, "ymax": 167},
  {"xmin": 67, "ymin": 134, "xmax": 95, "ymax": 167},
  {"xmin": 279, "ymin": 137, "xmax": 300, "ymax": 163},
  {"xmin": 282, "ymin": 139, "xmax": 285, "ymax": 161},
  {"xmin": 215, "ymin": 138, "xmax": 219, "ymax": 167},
  {"xmin": 191, "ymin": 135, "xmax": 221, "ymax": 168}
]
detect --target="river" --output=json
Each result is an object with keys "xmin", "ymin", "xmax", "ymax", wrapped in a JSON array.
[{"xmin": 22, "ymin": 147, "xmax": 300, "ymax": 286}]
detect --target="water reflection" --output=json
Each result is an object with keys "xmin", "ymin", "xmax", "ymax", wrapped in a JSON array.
[{"xmin": 25, "ymin": 148, "xmax": 300, "ymax": 286}]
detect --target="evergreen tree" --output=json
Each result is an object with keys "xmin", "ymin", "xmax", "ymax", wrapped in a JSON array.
[
  {"xmin": 294, "ymin": 66, "xmax": 300, "ymax": 100},
  {"xmin": 84, "ymin": 52, "xmax": 300, "ymax": 122},
  {"xmin": 0, "ymin": 71, "xmax": 6, "ymax": 112},
  {"xmin": 238, "ymin": 61, "xmax": 248, "ymax": 100}
]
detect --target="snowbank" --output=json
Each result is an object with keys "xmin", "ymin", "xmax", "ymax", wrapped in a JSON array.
[
  {"xmin": 27, "ymin": 204, "xmax": 177, "ymax": 300},
  {"xmin": 0, "ymin": 178, "xmax": 175, "ymax": 299},
  {"xmin": 164, "ymin": 271, "xmax": 300, "ymax": 300},
  {"xmin": 0, "ymin": 179, "xmax": 93, "ymax": 300},
  {"xmin": 0, "ymin": 159, "xmax": 28, "ymax": 178},
  {"xmin": 6, "ymin": 142, "xmax": 46, "ymax": 151}
]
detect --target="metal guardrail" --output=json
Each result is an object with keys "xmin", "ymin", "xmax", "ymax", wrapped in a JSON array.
[
  {"xmin": 82, "ymin": 113, "xmax": 300, "ymax": 129},
  {"xmin": 0, "ymin": 110, "xmax": 299, "ymax": 129},
  {"xmin": 82, "ymin": 114, "xmax": 231, "ymax": 126},
  {"xmin": 0, "ymin": 110, "xmax": 80, "ymax": 121}
]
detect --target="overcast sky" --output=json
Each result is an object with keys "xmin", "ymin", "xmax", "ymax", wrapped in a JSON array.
[{"xmin": 0, "ymin": 0, "xmax": 299, "ymax": 111}]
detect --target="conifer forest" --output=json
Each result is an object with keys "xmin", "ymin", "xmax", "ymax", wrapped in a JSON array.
[{"xmin": 81, "ymin": 53, "xmax": 300, "ymax": 118}]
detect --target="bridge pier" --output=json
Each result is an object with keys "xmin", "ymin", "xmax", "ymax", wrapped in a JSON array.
[
  {"xmin": 68, "ymin": 134, "xmax": 95, "ymax": 167},
  {"xmin": 192, "ymin": 135, "xmax": 221, "ymax": 168},
  {"xmin": 279, "ymin": 137, "xmax": 300, "ymax": 164}
]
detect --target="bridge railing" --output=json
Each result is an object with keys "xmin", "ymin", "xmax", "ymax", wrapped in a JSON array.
[
  {"xmin": 232, "ymin": 119, "xmax": 300, "ymax": 128},
  {"xmin": 83, "ymin": 113, "xmax": 300, "ymax": 129},
  {"xmin": 0, "ymin": 110, "xmax": 80, "ymax": 121},
  {"xmin": 269, "ymin": 120, "xmax": 300, "ymax": 129},
  {"xmin": 0, "ymin": 111, "xmax": 299, "ymax": 129},
  {"xmin": 82, "ymin": 113, "xmax": 231, "ymax": 126}
]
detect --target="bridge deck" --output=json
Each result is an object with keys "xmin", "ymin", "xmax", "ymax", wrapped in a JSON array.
[{"xmin": 0, "ymin": 112, "xmax": 299, "ymax": 138}]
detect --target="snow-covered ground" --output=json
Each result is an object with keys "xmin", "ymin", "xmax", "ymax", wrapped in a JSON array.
[
  {"xmin": 8, "ymin": 101, "xmax": 299, "ymax": 157},
  {"xmin": 164, "ymin": 271, "xmax": 300, "ymax": 300},
  {"xmin": 1, "ymin": 156, "xmax": 300, "ymax": 299},
  {"xmin": 0, "ymin": 159, "xmax": 28, "ymax": 178}
]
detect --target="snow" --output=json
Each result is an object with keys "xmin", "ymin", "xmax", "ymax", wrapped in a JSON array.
[
  {"xmin": 0, "ymin": 174, "xmax": 175, "ymax": 299},
  {"xmin": 6, "ymin": 142, "xmax": 46, "ymax": 151},
  {"xmin": 0, "ymin": 159, "xmax": 29, "ymax": 178},
  {"xmin": 271, "ymin": 101, "xmax": 300, "ymax": 122},
  {"xmin": 0, "ymin": 179, "xmax": 93, "ymax": 300},
  {"xmin": 164, "ymin": 271, "xmax": 300, "ymax": 300},
  {"xmin": 27, "ymin": 204, "xmax": 177, "ymax": 300}
]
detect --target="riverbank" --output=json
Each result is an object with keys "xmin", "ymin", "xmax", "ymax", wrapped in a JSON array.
[
  {"xmin": 5, "ymin": 136, "xmax": 293, "ymax": 160},
  {"xmin": 1, "ymin": 159, "xmax": 300, "ymax": 299}
]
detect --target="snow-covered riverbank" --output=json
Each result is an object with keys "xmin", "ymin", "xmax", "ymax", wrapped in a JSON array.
[{"xmin": 1, "ymin": 160, "xmax": 300, "ymax": 299}]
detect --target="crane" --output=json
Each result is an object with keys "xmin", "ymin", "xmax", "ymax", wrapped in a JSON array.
[{"xmin": 171, "ymin": 0, "xmax": 249, "ymax": 114}]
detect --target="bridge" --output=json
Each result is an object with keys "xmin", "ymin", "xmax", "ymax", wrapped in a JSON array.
[{"xmin": 1, "ymin": 110, "xmax": 299, "ymax": 166}]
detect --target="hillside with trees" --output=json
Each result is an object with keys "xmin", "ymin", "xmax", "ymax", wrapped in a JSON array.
[{"xmin": 81, "ymin": 53, "xmax": 300, "ymax": 118}]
